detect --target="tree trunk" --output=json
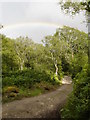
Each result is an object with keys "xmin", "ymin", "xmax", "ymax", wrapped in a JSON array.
[
  {"xmin": 50, "ymin": 52, "xmax": 58, "ymax": 76},
  {"xmin": 20, "ymin": 63, "xmax": 23, "ymax": 70},
  {"xmin": 72, "ymin": 51, "xmax": 74, "ymax": 59},
  {"xmin": 54, "ymin": 60, "xmax": 58, "ymax": 76},
  {"xmin": 20, "ymin": 60, "xmax": 24, "ymax": 70}
]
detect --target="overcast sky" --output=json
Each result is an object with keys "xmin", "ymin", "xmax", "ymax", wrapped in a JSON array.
[{"xmin": 0, "ymin": 1, "xmax": 87, "ymax": 43}]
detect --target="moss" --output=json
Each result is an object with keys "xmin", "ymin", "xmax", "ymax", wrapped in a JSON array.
[
  {"xmin": 3, "ymin": 86, "xmax": 19, "ymax": 93},
  {"xmin": 9, "ymin": 92, "xmax": 17, "ymax": 97}
]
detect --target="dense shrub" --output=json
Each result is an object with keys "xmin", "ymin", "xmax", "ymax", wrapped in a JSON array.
[
  {"xmin": 61, "ymin": 64, "xmax": 90, "ymax": 119},
  {"xmin": 2, "ymin": 69, "xmax": 55, "ymax": 88}
]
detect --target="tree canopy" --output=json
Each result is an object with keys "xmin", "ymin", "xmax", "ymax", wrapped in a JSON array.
[{"xmin": 60, "ymin": 0, "xmax": 90, "ymax": 15}]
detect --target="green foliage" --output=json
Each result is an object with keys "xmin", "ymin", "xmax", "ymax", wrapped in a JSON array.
[
  {"xmin": 61, "ymin": 64, "xmax": 90, "ymax": 119},
  {"xmin": 57, "ymin": 26, "xmax": 88, "ymax": 78},
  {"xmin": 2, "ymin": 69, "xmax": 52, "ymax": 88},
  {"xmin": 58, "ymin": 2, "xmax": 89, "ymax": 118},
  {"xmin": 2, "ymin": 25, "xmax": 89, "ymax": 117},
  {"xmin": 60, "ymin": 0, "xmax": 90, "ymax": 15},
  {"xmin": 53, "ymin": 74, "xmax": 62, "ymax": 85},
  {"xmin": 2, "ymin": 35, "xmax": 19, "ymax": 72},
  {"xmin": 60, "ymin": 1, "xmax": 84, "ymax": 15}
]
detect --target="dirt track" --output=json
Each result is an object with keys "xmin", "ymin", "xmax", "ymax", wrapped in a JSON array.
[{"xmin": 2, "ymin": 76, "xmax": 73, "ymax": 118}]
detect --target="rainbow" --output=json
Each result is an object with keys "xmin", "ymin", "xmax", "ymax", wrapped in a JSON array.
[{"xmin": 2, "ymin": 22, "xmax": 62, "ymax": 29}]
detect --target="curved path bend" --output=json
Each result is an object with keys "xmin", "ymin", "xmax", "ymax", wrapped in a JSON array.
[{"xmin": 2, "ymin": 76, "xmax": 73, "ymax": 118}]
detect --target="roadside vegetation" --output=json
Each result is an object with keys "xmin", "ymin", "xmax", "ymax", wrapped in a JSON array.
[
  {"xmin": 1, "ymin": 25, "xmax": 89, "ymax": 119},
  {"xmin": 2, "ymin": 25, "xmax": 88, "ymax": 101},
  {"xmin": 1, "ymin": 0, "xmax": 89, "ymax": 119},
  {"xmin": 59, "ymin": 0, "xmax": 90, "ymax": 119}
]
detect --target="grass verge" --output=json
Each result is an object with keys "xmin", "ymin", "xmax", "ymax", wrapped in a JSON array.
[{"xmin": 2, "ymin": 81, "xmax": 60, "ymax": 103}]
